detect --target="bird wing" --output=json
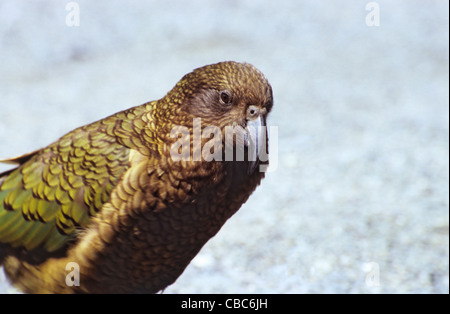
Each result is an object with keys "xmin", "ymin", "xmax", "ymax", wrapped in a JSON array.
[{"xmin": 0, "ymin": 120, "xmax": 132, "ymax": 253}]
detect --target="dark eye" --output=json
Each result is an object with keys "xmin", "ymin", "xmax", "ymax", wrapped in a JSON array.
[{"xmin": 219, "ymin": 90, "xmax": 232, "ymax": 105}]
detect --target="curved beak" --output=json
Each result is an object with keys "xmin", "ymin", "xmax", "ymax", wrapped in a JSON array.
[{"xmin": 245, "ymin": 115, "xmax": 266, "ymax": 175}]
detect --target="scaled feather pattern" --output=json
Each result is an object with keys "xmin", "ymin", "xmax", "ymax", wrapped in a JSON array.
[{"xmin": 0, "ymin": 61, "xmax": 273, "ymax": 293}]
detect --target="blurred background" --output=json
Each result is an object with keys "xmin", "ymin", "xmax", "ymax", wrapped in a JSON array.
[{"xmin": 0, "ymin": 0, "xmax": 448, "ymax": 293}]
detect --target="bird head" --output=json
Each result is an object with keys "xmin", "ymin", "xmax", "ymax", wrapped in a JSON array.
[{"xmin": 161, "ymin": 61, "xmax": 273, "ymax": 175}]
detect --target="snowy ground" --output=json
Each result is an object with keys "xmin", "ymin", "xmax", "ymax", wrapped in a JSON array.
[{"xmin": 0, "ymin": 0, "xmax": 448, "ymax": 293}]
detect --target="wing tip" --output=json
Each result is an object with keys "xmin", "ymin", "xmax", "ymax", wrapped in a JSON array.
[{"xmin": 0, "ymin": 150, "xmax": 40, "ymax": 166}]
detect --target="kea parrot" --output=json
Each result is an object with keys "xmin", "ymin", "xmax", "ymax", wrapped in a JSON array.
[{"xmin": 0, "ymin": 61, "xmax": 273, "ymax": 293}]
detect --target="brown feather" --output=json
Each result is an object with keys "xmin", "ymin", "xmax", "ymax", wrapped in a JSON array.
[{"xmin": 0, "ymin": 61, "xmax": 273, "ymax": 293}]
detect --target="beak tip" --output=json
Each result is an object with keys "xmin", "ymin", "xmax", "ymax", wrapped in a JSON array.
[
  {"xmin": 248, "ymin": 160, "xmax": 259, "ymax": 176},
  {"xmin": 245, "ymin": 116, "xmax": 266, "ymax": 176}
]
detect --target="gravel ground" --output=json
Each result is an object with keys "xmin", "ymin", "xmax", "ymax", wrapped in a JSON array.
[{"xmin": 0, "ymin": 0, "xmax": 448, "ymax": 294}]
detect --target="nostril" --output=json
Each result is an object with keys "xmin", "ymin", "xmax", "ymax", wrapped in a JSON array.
[{"xmin": 247, "ymin": 105, "xmax": 259, "ymax": 117}]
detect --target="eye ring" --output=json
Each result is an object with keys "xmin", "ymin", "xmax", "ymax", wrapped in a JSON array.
[{"xmin": 219, "ymin": 90, "xmax": 232, "ymax": 105}]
